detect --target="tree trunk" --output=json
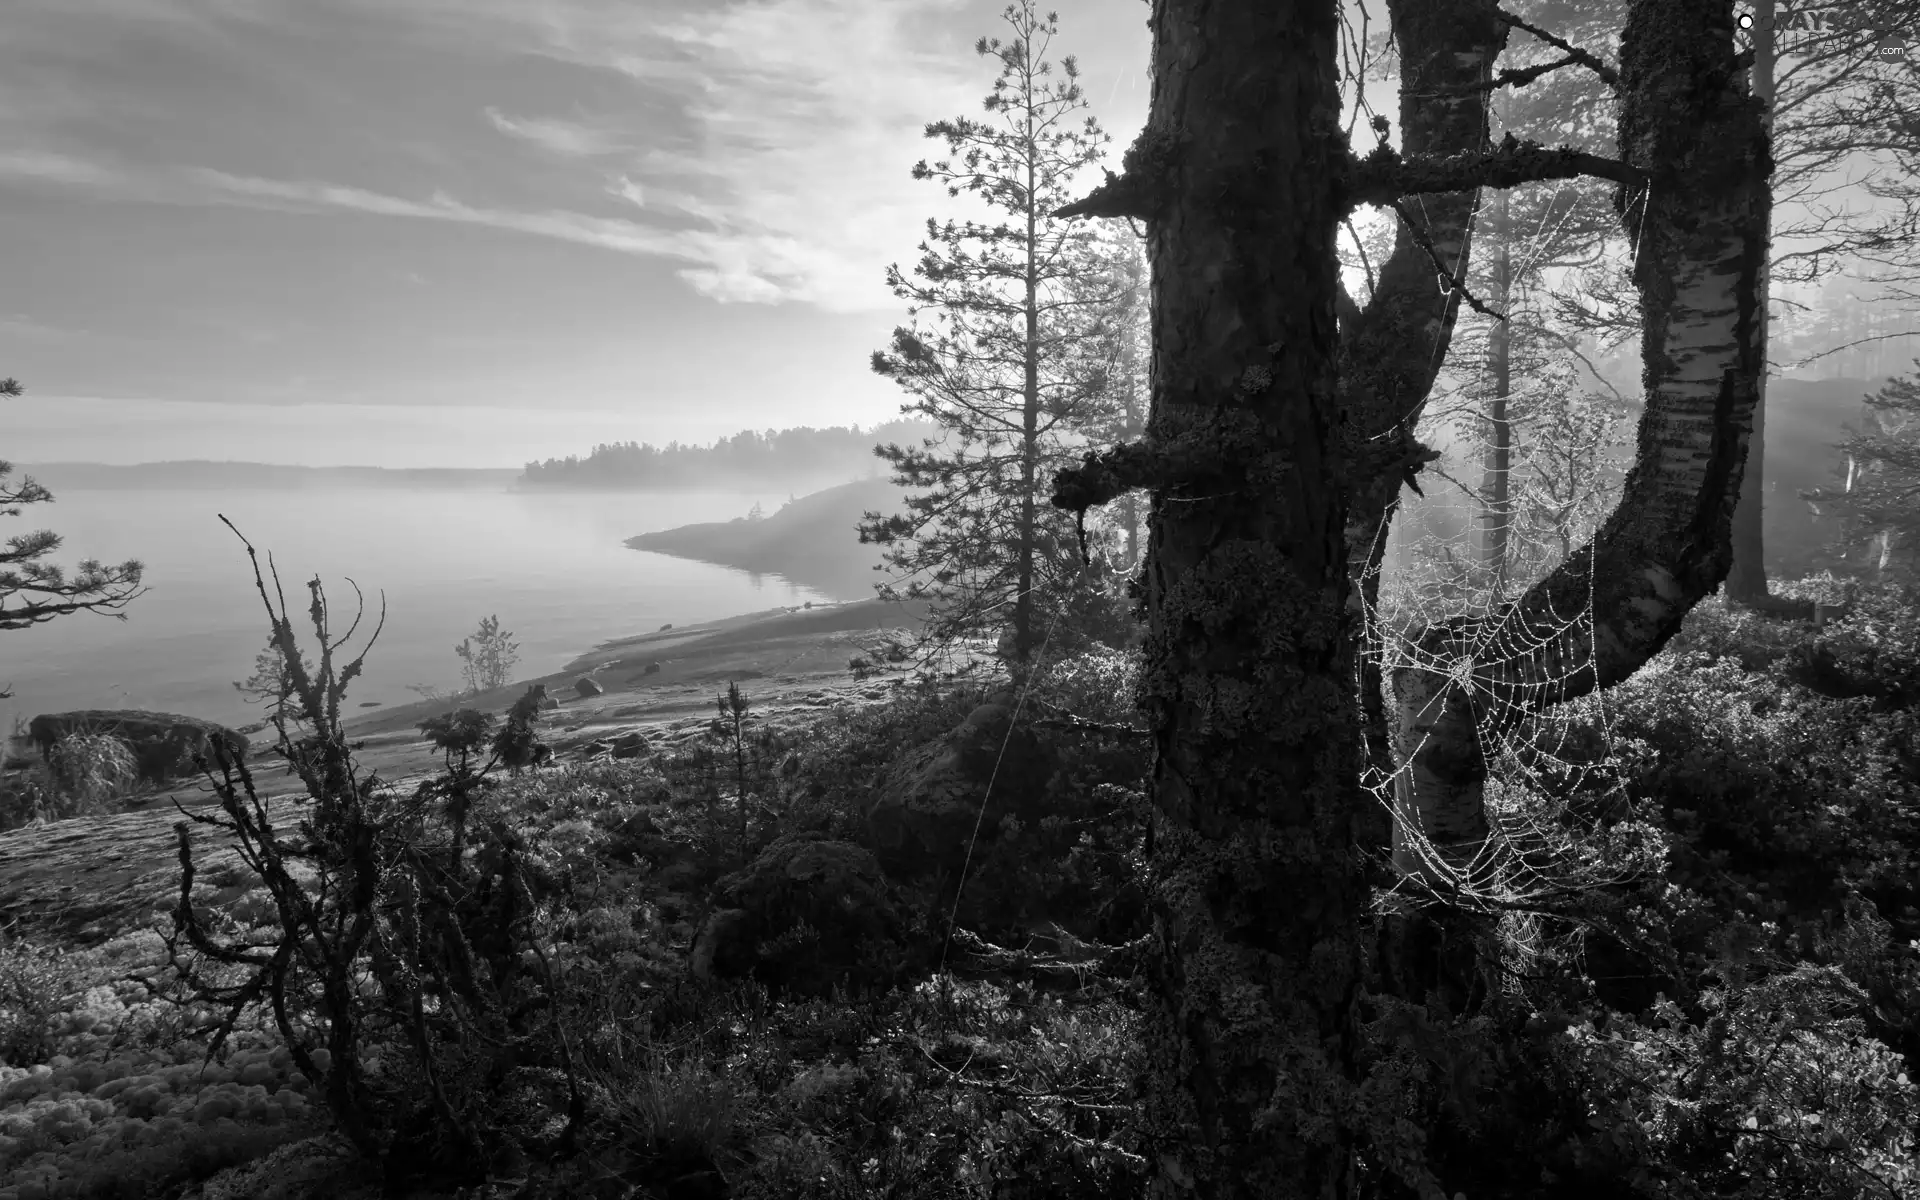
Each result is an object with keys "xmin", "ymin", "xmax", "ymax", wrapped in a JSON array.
[
  {"xmin": 1122, "ymin": 5, "xmax": 1364, "ymax": 1196},
  {"xmin": 1015, "ymin": 156, "xmax": 1041, "ymax": 671},
  {"xmin": 1725, "ymin": 0, "xmax": 1792, "ymax": 611},
  {"xmin": 1339, "ymin": 0, "xmax": 1506, "ymax": 855},
  {"xmin": 1483, "ymin": 182, "xmax": 1514, "ymax": 595},
  {"xmin": 1390, "ymin": 0, "xmax": 1772, "ymax": 881},
  {"xmin": 1121, "ymin": 303, "xmax": 1145, "ymax": 573}
]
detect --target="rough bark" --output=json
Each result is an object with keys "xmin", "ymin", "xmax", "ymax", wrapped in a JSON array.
[
  {"xmin": 1339, "ymin": 0, "xmax": 1508, "ymax": 856},
  {"xmin": 1111, "ymin": 2, "xmax": 1364, "ymax": 1196},
  {"xmin": 1390, "ymin": 0, "xmax": 1773, "ymax": 879}
]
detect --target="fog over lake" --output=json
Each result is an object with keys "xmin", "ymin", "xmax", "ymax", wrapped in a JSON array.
[{"xmin": 0, "ymin": 485, "xmax": 853, "ymax": 740}]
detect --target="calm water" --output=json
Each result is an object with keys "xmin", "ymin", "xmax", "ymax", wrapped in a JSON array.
[{"xmin": 0, "ymin": 487, "xmax": 846, "ymax": 738}]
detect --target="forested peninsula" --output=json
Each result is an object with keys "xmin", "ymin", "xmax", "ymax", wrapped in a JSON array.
[
  {"xmin": 517, "ymin": 420, "xmax": 938, "ymax": 490},
  {"xmin": 624, "ymin": 476, "xmax": 903, "ymax": 599}
]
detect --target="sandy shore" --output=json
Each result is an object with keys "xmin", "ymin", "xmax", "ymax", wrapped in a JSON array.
[
  {"xmin": 336, "ymin": 595, "xmax": 938, "ymax": 783},
  {"xmin": 0, "ymin": 596, "xmax": 949, "ymax": 944}
]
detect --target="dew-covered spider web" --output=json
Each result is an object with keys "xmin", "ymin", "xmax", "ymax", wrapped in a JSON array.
[{"xmin": 1355, "ymin": 342, "xmax": 1670, "ymax": 973}]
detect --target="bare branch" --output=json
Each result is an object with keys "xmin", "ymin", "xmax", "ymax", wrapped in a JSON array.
[
  {"xmin": 1494, "ymin": 7, "xmax": 1622, "ymax": 89},
  {"xmin": 1346, "ymin": 133, "xmax": 1648, "ymax": 212},
  {"xmin": 1391, "ymin": 200, "xmax": 1507, "ymax": 322}
]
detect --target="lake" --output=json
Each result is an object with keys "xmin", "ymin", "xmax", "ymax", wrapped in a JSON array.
[{"xmin": 0, "ymin": 486, "xmax": 862, "ymax": 739}]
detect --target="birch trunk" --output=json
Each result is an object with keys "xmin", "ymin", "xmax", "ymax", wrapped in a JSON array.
[{"xmin": 1391, "ymin": 0, "xmax": 1772, "ymax": 879}]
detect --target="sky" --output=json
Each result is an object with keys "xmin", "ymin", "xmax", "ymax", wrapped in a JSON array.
[
  {"xmin": 0, "ymin": 0, "xmax": 1157, "ymax": 466},
  {"xmin": 3, "ymin": 1, "xmax": 1905, "ymax": 468}
]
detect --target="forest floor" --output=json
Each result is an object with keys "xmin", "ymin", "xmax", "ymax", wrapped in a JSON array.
[{"xmin": 0, "ymin": 596, "xmax": 950, "ymax": 948}]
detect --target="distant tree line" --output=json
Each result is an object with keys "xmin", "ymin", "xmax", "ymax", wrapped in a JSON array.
[{"xmin": 516, "ymin": 420, "xmax": 940, "ymax": 490}]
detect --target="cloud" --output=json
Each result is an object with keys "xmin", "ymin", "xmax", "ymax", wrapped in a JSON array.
[
  {"xmin": 608, "ymin": 175, "xmax": 646, "ymax": 209},
  {"xmin": 189, "ymin": 167, "xmax": 703, "ymax": 258},
  {"xmin": 483, "ymin": 108, "xmax": 625, "ymax": 157},
  {"xmin": 184, "ymin": 167, "xmax": 868, "ymax": 307},
  {"xmin": 366, "ymin": 0, "xmax": 1001, "ymax": 312},
  {"xmin": 0, "ymin": 151, "xmax": 120, "ymax": 188},
  {"xmin": 4, "ymin": 0, "xmax": 1119, "ymax": 314}
]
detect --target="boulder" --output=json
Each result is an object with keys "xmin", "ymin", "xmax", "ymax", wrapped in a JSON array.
[
  {"xmin": 606, "ymin": 810, "xmax": 700, "ymax": 877},
  {"xmin": 660, "ymin": 623, "xmax": 674, "ymax": 631},
  {"xmin": 849, "ymin": 655, "xmax": 871, "ymax": 671},
  {"xmin": 575, "ymin": 676, "xmax": 605, "ymax": 698},
  {"xmin": 27, "ymin": 710, "xmax": 248, "ymax": 785},
  {"xmin": 688, "ymin": 833, "xmax": 916, "ymax": 998},
  {"xmin": 610, "ymin": 731, "xmax": 648, "ymax": 759},
  {"xmin": 540, "ymin": 696, "xmax": 561, "ymax": 711},
  {"xmin": 885, "ymin": 643, "xmax": 909, "ymax": 662},
  {"xmin": 865, "ymin": 692, "xmax": 1055, "ymax": 882},
  {"xmin": 644, "ymin": 661, "xmax": 662, "ymax": 676}
]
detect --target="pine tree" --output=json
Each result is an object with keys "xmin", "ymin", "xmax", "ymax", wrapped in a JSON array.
[
  {"xmin": 453, "ymin": 615, "xmax": 519, "ymax": 695},
  {"xmin": 234, "ymin": 635, "xmax": 316, "ymax": 711},
  {"xmin": 0, "ymin": 378, "xmax": 146, "ymax": 696},
  {"xmin": 862, "ymin": 0, "xmax": 1132, "ymax": 675}
]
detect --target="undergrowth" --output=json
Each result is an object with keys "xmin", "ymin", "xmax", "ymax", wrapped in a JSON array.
[{"xmin": 2, "ymin": 573, "xmax": 1919, "ymax": 1199}]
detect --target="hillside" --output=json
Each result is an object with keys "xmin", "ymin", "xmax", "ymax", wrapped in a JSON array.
[{"xmin": 624, "ymin": 476, "xmax": 910, "ymax": 599}]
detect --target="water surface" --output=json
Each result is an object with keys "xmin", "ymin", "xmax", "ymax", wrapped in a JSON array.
[{"xmin": 0, "ymin": 487, "xmax": 845, "ymax": 738}]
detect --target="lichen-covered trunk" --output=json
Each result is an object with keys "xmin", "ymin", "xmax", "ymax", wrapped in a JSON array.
[
  {"xmin": 1339, "ymin": 0, "xmax": 1505, "ymax": 846},
  {"xmin": 1391, "ymin": 0, "xmax": 1771, "ymax": 879},
  {"xmin": 1128, "ymin": 4, "xmax": 1363, "ymax": 1197}
]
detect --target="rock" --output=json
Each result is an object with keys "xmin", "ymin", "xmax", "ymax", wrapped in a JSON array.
[
  {"xmin": 357, "ymin": 701, "xmax": 381, "ymax": 708},
  {"xmin": 644, "ymin": 661, "xmax": 663, "ymax": 676},
  {"xmin": 581, "ymin": 740, "xmax": 611, "ymax": 758},
  {"xmin": 849, "ymin": 655, "xmax": 871, "ymax": 670},
  {"xmin": 803, "ymin": 601, "xmax": 813, "ymax": 608},
  {"xmin": 660, "ymin": 622, "xmax": 674, "ymax": 631},
  {"xmin": 183, "ymin": 1132, "xmax": 368, "ymax": 1200},
  {"xmin": 885, "ymin": 643, "xmax": 909, "ymax": 662},
  {"xmin": 610, "ymin": 731, "xmax": 648, "ymax": 759},
  {"xmin": 865, "ymin": 693, "xmax": 1054, "ymax": 882},
  {"xmin": 27, "ymin": 710, "xmax": 248, "ymax": 785},
  {"xmin": 540, "ymin": 696, "xmax": 561, "ymax": 711},
  {"xmin": 688, "ymin": 833, "xmax": 915, "ymax": 998},
  {"xmin": 606, "ymin": 808, "xmax": 687, "ymax": 867},
  {"xmin": 575, "ymin": 676, "xmax": 605, "ymax": 698}
]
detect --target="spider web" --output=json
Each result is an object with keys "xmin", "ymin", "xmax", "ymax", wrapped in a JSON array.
[{"xmin": 1354, "ymin": 347, "xmax": 1666, "ymax": 986}]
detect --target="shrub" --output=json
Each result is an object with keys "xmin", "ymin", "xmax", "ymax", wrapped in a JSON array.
[
  {"xmin": 153, "ymin": 524, "xmax": 590, "ymax": 1193},
  {"xmin": 0, "ymin": 932, "xmax": 81, "ymax": 1067},
  {"xmin": 39, "ymin": 732, "xmax": 139, "ymax": 820}
]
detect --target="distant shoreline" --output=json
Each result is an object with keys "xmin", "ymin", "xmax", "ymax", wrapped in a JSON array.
[
  {"xmin": 20, "ymin": 462, "xmax": 524, "ymax": 490},
  {"xmin": 18, "ymin": 461, "xmax": 859, "ymax": 493}
]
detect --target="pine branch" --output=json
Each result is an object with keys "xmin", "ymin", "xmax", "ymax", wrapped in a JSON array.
[
  {"xmin": 1345, "ymin": 133, "xmax": 1648, "ymax": 212},
  {"xmin": 1053, "ymin": 167, "xmax": 1158, "ymax": 221},
  {"xmin": 1050, "ymin": 439, "xmax": 1198, "ymax": 513}
]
